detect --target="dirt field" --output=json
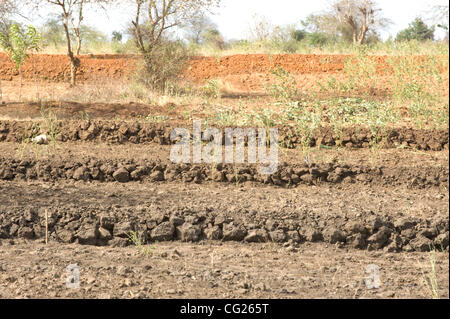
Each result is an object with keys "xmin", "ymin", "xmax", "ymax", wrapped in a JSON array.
[{"xmin": 0, "ymin": 53, "xmax": 448, "ymax": 299}]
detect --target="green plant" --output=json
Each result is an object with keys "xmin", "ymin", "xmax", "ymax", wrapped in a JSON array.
[
  {"xmin": 40, "ymin": 105, "xmax": 59, "ymax": 152},
  {"xmin": 233, "ymin": 165, "xmax": 241, "ymax": 186},
  {"xmin": 78, "ymin": 111, "xmax": 90, "ymax": 121},
  {"xmin": 283, "ymin": 101, "xmax": 322, "ymax": 160},
  {"xmin": 421, "ymin": 247, "xmax": 440, "ymax": 299},
  {"xmin": 33, "ymin": 137, "xmax": 40, "ymax": 160},
  {"xmin": 211, "ymin": 107, "xmax": 236, "ymax": 126},
  {"xmin": 18, "ymin": 122, "xmax": 42, "ymax": 159},
  {"xmin": 396, "ymin": 18, "xmax": 435, "ymax": 42},
  {"xmin": 135, "ymin": 41, "xmax": 191, "ymax": 92},
  {"xmin": 200, "ymin": 79, "xmax": 221, "ymax": 99},
  {"xmin": 294, "ymin": 110, "xmax": 321, "ymax": 163},
  {"xmin": 139, "ymin": 113, "xmax": 169, "ymax": 123},
  {"xmin": 387, "ymin": 55, "xmax": 447, "ymax": 120},
  {"xmin": 182, "ymin": 110, "xmax": 191, "ymax": 121},
  {"xmin": 265, "ymin": 67, "xmax": 299, "ymax": 103},
  {"xmin": 128, "ymin": 231, "xmax": 156, "ymax": 257},
  {"xmin": 19, "ymin": 129, "xmax": 31, "ymax": 159},
  {"xmin": 343, "ymin": 53, "xmax": 377, "ymax": 94},
  {"xmin": 0, "ymin": 24, "xmax": 42, "ymax": 100},
  {"xmin": 253, "ymin": 108, "xmax": 277, "ymax": 128}
]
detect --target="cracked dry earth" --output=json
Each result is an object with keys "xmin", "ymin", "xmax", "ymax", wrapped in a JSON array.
[{"xmin": 0, "ymin": 126, "xmax": 449, "ymax": 299}]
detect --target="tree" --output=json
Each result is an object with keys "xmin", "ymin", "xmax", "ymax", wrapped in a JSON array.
[
  {"xmin": 41, "ymin": 17, "xmax": 66, "ymax": 47},
  {"xmin": 27, "ymin": 0, "xmax": 114, "ymax": 86},
  {"xmin": 291, "ymin": 30, "xmax": 307, "ymax": 42},
  {"xmin": 182, "ymin": 12, "xmax": 216, "ymax": 45},
  {"xmin": 247, "ymin": 14, "xmax": 274, "ymax": 42},
  {"xmin": 130, "ymin": 0, "xmax": 220, "ymax": 53},
  {"xmin": 429, "ymin": 5, "xmax": 449, "ymax": 30},
  {"xmin": 202, "ymin": 28, "xmax": 225, "ymax": 49},
  {"xmin": 112, "ymin": 31, "xmax": 122, "ymax": 42},
  {"xmin": 396, "ymin": 18, "xmax": 435, "ymax": 42},
  {"xmin": 1, "ymin": 0, "xmax": 18, "ymax": 41},
  {"xmin": 78, "ymin": 24, "xmax": 108, "ymax": 49},
  {"xmin": 0, "ymin": 24, "xmax": 42, "ymax": 100},
  {"xmin": 428, "ymin": 5, "xmax": 449, "ymax": 40},
  {"xmin": 0, "ymin": 0, "xmax": 16, "ymax": 23},
  {"xmin": 331, "ymin": 0, "xmax": 390, "ymax": 44},
  {"xmin": 129, "ymin": 0, "xmax": 221, "ymax": 90}
]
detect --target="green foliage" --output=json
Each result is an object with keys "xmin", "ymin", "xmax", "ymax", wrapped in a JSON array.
[
  {"xmin": 112, "ymin": 31, "xmax": 123, "ymax": 43},
  {"xmin": 396, "ymin": 18, "xmax": 435, "ymax": 42},
  {"xmin": 128, "ymin": 231, "xmax": 156, "ymax": 257},
  {"xmin": 135, "ymin": 40, "xmax": 191, "ymax": 92},
  {"xmin": 40, "ymin": 18, "xmax": 113, "ymax": 54},
  {"xmin": 285, "ymin": 102, "xmax": 322, "ymax": 155},
  {"xmin": 79, "ymin": 25, "xmax": 107, "ymax": 50},
  {"xmin": 139, "ymin": 113, "xmax": 169, "ymax": 123},
  {"xmin": 41, "ymin": 18, "xmax": 65, "ymax": 48},
  {"xmin": 291, "ymin": 29, "xmax": 306, "ymax": 42},
  {"xmin": 269, "ymin": 25, "xmax": 298, "ymax": 53},
  {"xmin": 0, "ymin": 24, "xmax": 42, "ymax": 71},
  {"xmin": 253, "ymin": 108, "xmax": 277, "ymax": 128},
  {"xmin": 202, "ymin": 28, "xmax": 226, "ymax": 50},
  {"xmin": 200, "ymin": 79, "xmax": 221, "ymax": 99},
  {"xmin": 305, "ymin": 32, "xmax": 334, "ymax": 46},
  {"xmin": 266, "ymin": 67, "xmax": 299, "ymax": 103}
]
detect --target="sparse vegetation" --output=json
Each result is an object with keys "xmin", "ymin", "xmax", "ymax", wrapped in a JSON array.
[
  {"xmin": 421, "ymin": 247, "xmax": 441, "ymax": 299},
  {"xmin": 128, "ymin": 231, "xmax": 156, "ymax": 257}
]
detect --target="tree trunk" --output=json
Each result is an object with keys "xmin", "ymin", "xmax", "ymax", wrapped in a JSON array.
[
  {"xmin": 62, "ymin": 11, "xmax": 78, "ymax": 86},
  {"xmin": 357, "ymin": 26, "xmax": 368, "ymax": 44},
  {"xmin": 70, "ymin": 60, "xmax": 77, "ymax": 87},
  {"xmin": 19, "ymin": 66, "xmax": 22, "ymax": 101},
  {"xmin": 32, "ymin": 54, "xmax": 39, "ymax": 101},
  {"xmin": 75, "ymin": 33, "xmax": 82, "ymax": 55},
  {"xmin": 68, "ymin": 54, "xmax": 80, "ymax": 87},
  {"xmin": 75, "ymin": 2, "xmax": 84, "ymax": 56}
]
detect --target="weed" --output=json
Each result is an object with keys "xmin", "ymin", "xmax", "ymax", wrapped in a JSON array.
[
  {"xmin": 200, "ymin": 79, "xmax": 221, "ymax": 99},
  {"xmin": 40, "ymin": 105, "xmax": 59, "ymax": 152},
  {"xmin": 139, "ymin": 114, "xmax": 169, "ymax": 123},
  {"xmin": 286, "ymin": 102, "xmax": 322, "ymax": 162},
  {"xmin": 128, "ymin": 231, "xmax": 156, "ymax": 257},
  {"xmin": 420, "ymin": 247, "xmax": 440, "ymax": 299},
  {"xmin": 253, "ymin": 108, "xmax": 277, "ymax": 128},
  {"xmin": 78, "ymin": 111, "xmax": 90, "ymax": 121},
  {"xmin": 265, "ymin": 67, "xmax": 299, "ymax": 103}
]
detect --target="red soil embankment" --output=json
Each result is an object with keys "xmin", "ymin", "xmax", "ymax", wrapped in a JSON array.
[
  {"xmin": 187, "ymin": 54, "xmax": 353, "ymax": 79},
  {"xmin": 0, "ymin": 52, "xmax": 447, "ymax": 83},
  {"xmin": 0, "ymin": 53, "xmax": 137, "ymax": 82}
]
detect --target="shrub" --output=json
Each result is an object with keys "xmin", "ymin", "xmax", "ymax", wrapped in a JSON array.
[{"xmin": 134, "ymin": 40, "xmax": 191, "ymax": 92}]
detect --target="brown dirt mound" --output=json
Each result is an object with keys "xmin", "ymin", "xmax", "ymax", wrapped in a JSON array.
[
  {"xmin": 0, "ymin": 120, "xmax": 448, "ymax": 151},
  {"xmin": 0, "ymin": 181, "xmax": 448, "ymax": 252},
  {"xmin": 0, "ymin": 156, "xmax": 448, "ymax": 189}
]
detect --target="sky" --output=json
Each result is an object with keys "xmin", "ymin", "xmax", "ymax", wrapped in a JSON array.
[{"xmin": 25, "ymin": 0, "xmax": 450, "ymax": 41}]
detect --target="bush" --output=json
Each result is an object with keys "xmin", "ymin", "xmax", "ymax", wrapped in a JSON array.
[
  {"xmin": 396, "ymin": 18, "xmax": 435, "ymax": 42},
  {"xmin": 291, "ymin": 30, "xmax": 307, "ymax": 42},
  {"xmin": 135, "ymin": 40, "xmax": 191, "ymax": 92},
  {"xmin": 305, "ymin": 32, "xmax": 334, "ymax": 46}
]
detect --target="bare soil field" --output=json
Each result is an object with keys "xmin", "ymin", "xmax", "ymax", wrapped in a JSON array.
[{"xmin": 0, "ymin": 53, "xmax": 448, "ymax": 299}]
